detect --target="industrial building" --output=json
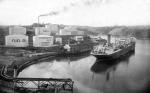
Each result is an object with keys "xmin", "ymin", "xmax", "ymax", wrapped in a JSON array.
[
  {"xmin": 34, "ymin": 27, "xmax": 51, "ymax": 36},
  {"xmin": 9, "ymin": 26, "xmax": 26, "ymax": 35},
  {"xmin": 33, "ymin": 35, "xmax": 54, "ymax": 47}
]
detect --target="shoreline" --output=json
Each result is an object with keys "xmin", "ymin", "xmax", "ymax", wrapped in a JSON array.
[
  {"xmin": 0, "ymin": 51, "xmax": 58, "ymax": 77},
  {"xmin": 0, "ymin": 42, "xmax": 93, "ymax": 77}
]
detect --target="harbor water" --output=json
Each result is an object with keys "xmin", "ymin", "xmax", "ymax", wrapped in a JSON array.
[{"xmin": 18, "ymin": 39, "xmax": 150, "ymax": 93}]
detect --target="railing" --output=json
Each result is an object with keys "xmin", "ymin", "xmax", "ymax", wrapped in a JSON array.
[
  {"xmin": 14, "ymin": 78, "xmax": 74, "ymax": 93},
  {"xmin": 1, "ymin": 65, "xmax": 74, "ymax": 93},
  {"xmin": 0, "ymin": 78, "xmax": 74, "ymax": 93}
]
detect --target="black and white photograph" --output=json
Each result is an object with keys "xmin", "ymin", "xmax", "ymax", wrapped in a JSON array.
[{"xmin": 0, "ymin": 0, "xmax": 150, "ymax": 93}]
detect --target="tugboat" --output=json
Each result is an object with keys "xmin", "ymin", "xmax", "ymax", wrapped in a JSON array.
[{"xmin": 91, "ymin": 35, "xmax": 136, "ymax": 61}]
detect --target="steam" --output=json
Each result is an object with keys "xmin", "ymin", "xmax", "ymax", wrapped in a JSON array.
[
  {"xmin": 40, "ymin": 0, "xmax": 107, "ymax": 17},
  {"xmin": 39, "ymin": 11, "xmax": 59, "ymax": 17},
  {"xmin": 1, "ymin": 0, "xmax": 150, "ymax": 26},
  {"xmin": 71, "ymin": 0, "xmax": 108, "ymax": 6},
  {"xmin": 82, "ymin": 0, "xmax": 107, "ymax": 5}
]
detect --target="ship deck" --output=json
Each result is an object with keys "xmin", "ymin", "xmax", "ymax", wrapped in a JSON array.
[{"xmin": 92, "ymin": 45, "xmax": 114, "ymax": 55}]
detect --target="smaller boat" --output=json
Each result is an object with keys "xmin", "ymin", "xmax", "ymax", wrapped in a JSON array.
[
  {"xmin": 91, "ymin": 37, "xmax": 136, "ymax": 61},
  {"xmin": 59, "ymin": 43, "xmax": 93, "ymax": 56}
]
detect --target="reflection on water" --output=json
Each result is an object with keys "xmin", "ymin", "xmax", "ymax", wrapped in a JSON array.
[{"xmin": 18, "ymin": 40, "xmax": 150, "ymax": 93}]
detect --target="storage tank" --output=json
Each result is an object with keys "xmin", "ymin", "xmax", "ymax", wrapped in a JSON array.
[
  {"xmin": 34, "ymin": 27, "xmax": 51, "ymax": 36},
  {"xmin": 9, "ymin": 26, "xmax": 26, "ymax": 35},
  {"xmin": 5, "ymin": 35, "xmax": 28, "ymax": 47},
  {"xmin": 33, "ymin": 35, "xmax": 54, "ymax": 47}
]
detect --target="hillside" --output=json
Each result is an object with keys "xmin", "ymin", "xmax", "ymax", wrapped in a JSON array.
[
  {"xmin": 1, "ymin": 24, "xmax": 150, "ymax": 39},
  {"xmin": 67, "ymin": 25, "xmax": 150, "ymax": 39}
]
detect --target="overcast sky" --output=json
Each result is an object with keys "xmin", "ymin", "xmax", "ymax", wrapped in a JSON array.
[{"xmin": 0, "ymin": 0, "xmax": 150, "ymax": 26}]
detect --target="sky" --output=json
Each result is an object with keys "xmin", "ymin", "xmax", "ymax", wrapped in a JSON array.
[{"xmin": 0, "ymin": 0, "xmax": 150, "ymax": 26}]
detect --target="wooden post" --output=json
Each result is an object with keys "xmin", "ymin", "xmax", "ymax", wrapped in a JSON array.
[
  {"xmin": 13, "ymin": 68, "xmax": 16, "ymax": 93},
  {"xmin": 13, "ymin": 65, "xmax": 18, "ymax": 78}
]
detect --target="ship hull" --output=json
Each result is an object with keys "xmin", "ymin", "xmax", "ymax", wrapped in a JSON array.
[{"xmin": 91, "ymin": 43, "xmax": 135, "ymax": 61}]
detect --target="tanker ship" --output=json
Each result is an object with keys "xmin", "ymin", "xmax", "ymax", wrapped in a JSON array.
[{"xmin": 91, "ymin": 35, "xmax": 136, "ymax": 61}]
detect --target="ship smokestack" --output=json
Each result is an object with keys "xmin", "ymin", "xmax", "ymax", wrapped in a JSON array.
[{"xmin": 107, "ymin": 34, "xmax": 111, "ymax": 45}]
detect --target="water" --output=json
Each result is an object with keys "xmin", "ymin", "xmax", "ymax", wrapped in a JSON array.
[{"xmin": 18, "ymin": 39, "xmax": 150, "ymax": 93}]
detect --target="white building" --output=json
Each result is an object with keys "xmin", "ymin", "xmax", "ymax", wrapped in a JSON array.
[
  {"xmin": 74, "ymin": 36, "xmax": 83, "ymax": 41},
  {"xmin": 45, "ymin": 24, "xmax": 59, "ymax": 33},
  {"xmin": 34, "ymin": 27, "xmax": 51, "ymax": 36},
  {"xmin": 9, "ymin": 26, "xmax": 26, "ymax": 35},
  {"xmin": 5, "ymin": 35, "xmax": 28, "ymax": 47},
  {"xmin": 59, "ymin": 29, "xmax": 72, "ymax": 35},
  {"xmin": 33, "ymin": 35, "xmax": 54, "ymax": 47}
]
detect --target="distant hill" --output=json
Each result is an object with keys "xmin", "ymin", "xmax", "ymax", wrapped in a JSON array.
[
  {"xmin": 66, "ymin": 25, "xmax": 150, "ymax": 39},
  {"xmin": 62, "ymin": 25, "xmax": 113, "ymax": 35},
  {"xmin": 1, "ymin": 24, "xmax": 150, "ymax": 39}
]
